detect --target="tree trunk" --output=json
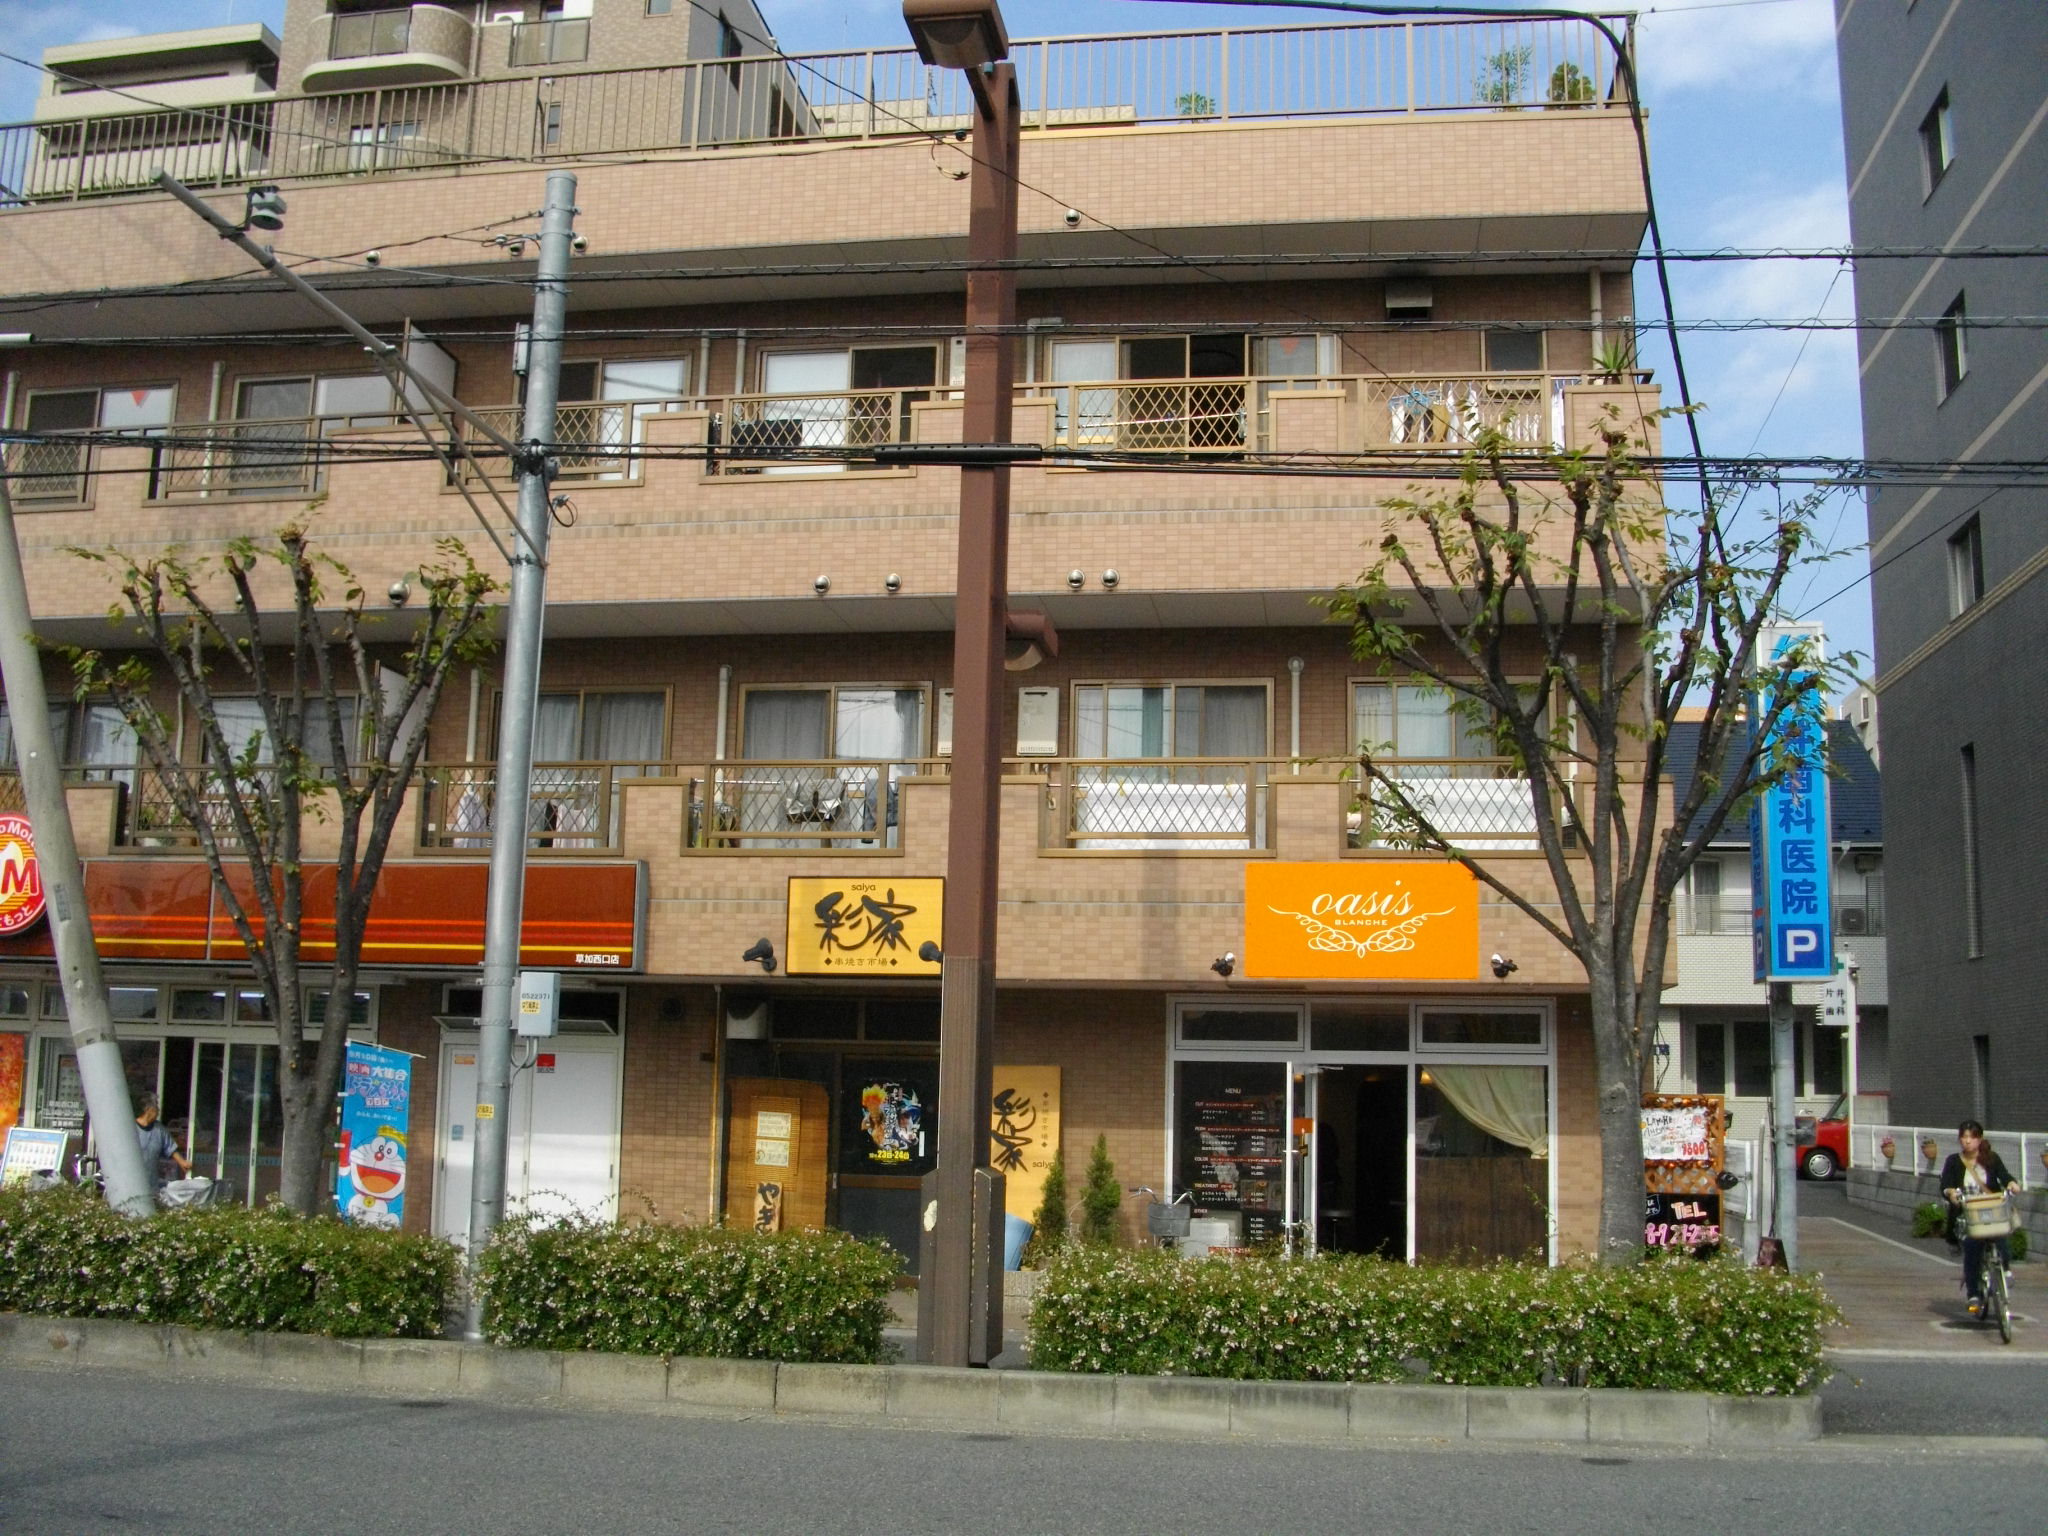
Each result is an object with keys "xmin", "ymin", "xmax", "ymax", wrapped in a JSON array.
[
  {"xmin": 1587, "ymin": 957, "xmax": 1647, "ymax": 1263},
  {"xmin": 276, "ymin": 1072, "xmax": 335, "ymax": 1215}
]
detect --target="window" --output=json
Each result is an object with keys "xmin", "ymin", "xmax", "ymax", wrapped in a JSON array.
[
  {"xmin": 1946, "ymin": 514, "xmax": 1983, "ymax": 616},
  {"xmin": 1310, "ymin": 1004, "xmax": 1409, "ymax": 1052},
  {"xmin": 1936, "ymin": 293, "xmax": 1968, "ymax": 397},
  {"xmin": 1178, "ymin": 1006, "xmax": 1303, "ymax": 1046},
  {"xmin": 1072, "ymin": 684, "xmax": 1268, "ymax": 760},
  {"xmin": 0, "ymin": 699, "xmax": 139, "ymax": 779},
  {"xmin": 728, "ymin": 685, "xmax": 927, "ymax": 847},
  {"xmin": 16, "ymin": 384, "xmax": 174, "ymax": 504},
  {"xmin": 1960, "ymin": 743, "xmax": 1982, "ymax": 958},
  {"xmin": 540, "ymin": 101, "xmax": 564, "ymax": 148},
  {"xmin": 213, "ymin": 696, "xmax": 362, "ymax": 771},
  {"xmin": 1483, "ymin": 329, "xmax": 1545, "ymax": 372},
  {"xmin": 331, "ymin": 8, "xmax": 412, "ymax": 59},
  {"xmin": 1692, "ymin": 1022, "xmax": 1727, "ymax": 1096},
  {"xmin": 1688, "ymin": 857, "xmax": 1724, "ymax": 934},
  {"xmin": 1731, "ymin": 1019, "xmax": 1771, "ymax": 1098},
  {"xmin": 1418, "ymin": 1009, "xmax": 1544, "ymax": 1049},
  {"xmin": 1353, "ymin": 682, "xmax": 1493, "ymax": 762},
  {"xmin": 1919, "ymin": 87, "xmax": 1953, "ymax": 192},
  {"xmin": 346, "ymin": 120, "xmax": 422, "ymax": 171},
  {"xmin": 511, "ymin": 9, "xmax": 589, "ymax": 66},
  {"xmin": 727, "ymin": 345, "xmax": 938, "ymax": 472},
  {"xmin": 646, "ymin": 0, "xmax": 673, "ymax": 11},
  {"xmin": 530, "ymin": 690, "xmax": 668, "ymax": 763},
  {"xmin": 718, "ymin": 12, "xmax": 745, "ymax": 85},
  {"xmin": 1972, "ymin": 1034, "xmax": 1990, "ymax": 1121}
]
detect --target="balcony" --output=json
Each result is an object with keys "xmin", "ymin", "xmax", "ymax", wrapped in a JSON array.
[
  {"xmin": 1347, "ymin": 761, "xmax": 1544, "ymax": 853},
  {"xmin": 302, "ymin": 6, "xmax": 475, "ymax": 94},
  {"xmin": 0, "ymin": 14, "xmax": 1632, "ymax": 203}
]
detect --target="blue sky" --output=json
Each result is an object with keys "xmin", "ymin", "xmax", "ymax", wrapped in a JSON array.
[{"xmin": 1, "ymin": 0, "xmax": 1871, "ymax": 663}]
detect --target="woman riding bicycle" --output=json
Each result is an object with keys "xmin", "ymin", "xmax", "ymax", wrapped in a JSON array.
[{"xmin": 1941, "ymin": 1119, "xmax": 2015, "ymax": 1316}]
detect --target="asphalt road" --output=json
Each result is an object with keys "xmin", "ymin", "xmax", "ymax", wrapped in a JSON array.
[{"xmin": 1, "ymin": 1368, "xmax": 2043, "ymax": 1536}]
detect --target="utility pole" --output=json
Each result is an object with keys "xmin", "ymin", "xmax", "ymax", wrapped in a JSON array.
[
  {"xmin": 0, "ymin": 480, "xmax": 153, "ymax": 1217},
  {"xmin": 1769, "ymin": 980, "xmax": 1798, "ymax": 1271},
  {"xmin": 466, "ymin": 169, "xmax": 578, "ymax": 1334}
]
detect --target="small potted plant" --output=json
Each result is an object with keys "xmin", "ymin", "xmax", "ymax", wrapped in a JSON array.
[{"xmin": 1879, "ymin": 1134, "xmax": 1896, "ymax": 1165}]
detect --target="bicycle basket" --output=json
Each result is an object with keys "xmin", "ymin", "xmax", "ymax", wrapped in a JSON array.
[
  {"xmin": 1147, "ymin": 1201, "xmax": 1193, "ymax": 1239},
  {"xmin": 1961, "ymin": 1192, "xmax": 2015, "ymax": 1239}
]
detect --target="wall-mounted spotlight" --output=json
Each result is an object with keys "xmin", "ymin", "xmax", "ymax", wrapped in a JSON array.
[
  {"xmin": 917, "ymin": 940, "xmax": 943, "ymax": 965},
  {"xmin": 1067, "ymin": 569, "xmax": 1085, "ymax": 590},
  {"xmin": 1211, "ymin": 953, "xmax": 1235, "ymax": 978},
  {"xmin": 1101, "ymin": 569, "xmax": 1120, "ymax": 590},
  {"xmin": 1490, "ymin": 953, "xmax": 1518, "ymax": 980},
  {"xmin": 813, "ymin": 575, "xmax": 831, "ymax": 595},
  {"xmin": 386, "ymin": 578, "xmax": 412, "ymax": 608},
  {"xmin": 742, "ymin": 938, "xmax": 777, "ymax": 973},
  {"xmin": 363, "ymin": 249, "xmax": 382, "ymax": 267},
  {"xmin": 884, "ymin": 572, "xmax": 902, "ymax": 593}
]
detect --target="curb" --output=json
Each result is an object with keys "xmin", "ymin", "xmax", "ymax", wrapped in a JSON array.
[{"xmin": 0, "ymin": 1312, "xmax": 1818, "ymax": 1447}]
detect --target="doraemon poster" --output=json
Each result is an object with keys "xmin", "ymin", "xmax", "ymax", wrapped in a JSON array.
[{"xmin": 336, "ymin": 1042, "xmax": 413, "ymax": 1228}]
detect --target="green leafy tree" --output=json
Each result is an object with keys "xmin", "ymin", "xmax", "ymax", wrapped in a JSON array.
[
  {"xmin": 1079, "ymin": 1134, "xmax": 1122, "ymax": 1246},
  {"xmin": 1548, "ymin": 62, "xmax": 1595, "ymax": 105},
  {"xmin": 1025, "ymin": 1144, "xmax": 1068, "ymax": 1265},
  {"xmin": 1476, "ymin": 46, "xmax": 1533, "ymax": 105},
  {"xmin": 1176, "ymin": 91, "xmax": 1218, "ymax": 118},
  {"xmin": 69, "ymin": 526, "xmax": 498, "ymax": 1214},
  {"xmin": 1327, "ymin": 418, "xmax": 1854, "ymax": 1263}
]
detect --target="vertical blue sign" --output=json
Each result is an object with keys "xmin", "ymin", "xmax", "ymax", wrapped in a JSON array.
[
  {"xmin": 336, "ymin": 1041, "xmax": 412, "ymax": 1229},
  {"xmin": 1751, "ymin": 627, "xmax": 1833, "ymax": 983}
]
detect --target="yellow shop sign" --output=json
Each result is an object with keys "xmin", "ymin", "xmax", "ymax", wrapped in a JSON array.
[
  {"xmin": 785, "ymin": 877, "xmax": 944, "ymax": 976},
  {"xmin": 1243, "ymin": 862, "xmax": 1478, "ymax": 981}
]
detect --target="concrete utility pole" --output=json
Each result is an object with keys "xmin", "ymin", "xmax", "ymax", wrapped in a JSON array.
[
  {"xmin": 1770, "ymin": 981, "xmax": 1798, "ymax": 1270},
  {"xmin": 467, "ymin": 169, "xmax": 578, "ymax": 1329},
  {"xmin": 0, "ymin": 481, "xmax": 154, "ymax": 1216}
]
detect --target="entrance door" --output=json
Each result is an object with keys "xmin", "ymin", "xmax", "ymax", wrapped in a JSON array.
[
  {"xmin": 434, "ymin": 1037, "xmax": 622, "ymax": 1242},
  {"xmin": 724, "ymin": 1078, "xmax": 828, "ymax": 1232},
  {"xmin": 1308, "ymin": 1065, "xmax": 1409, "ymax": 1258}
]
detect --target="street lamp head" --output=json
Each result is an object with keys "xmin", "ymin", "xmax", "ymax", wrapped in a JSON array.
[{"xmin": 903, "ymin": 0, "xmax": 1009, "ymax": 69}]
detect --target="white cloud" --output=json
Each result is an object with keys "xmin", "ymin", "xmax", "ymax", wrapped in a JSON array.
[{"xmin": 1638, "ymin": 0, "xmax": 1837, "ymax": 98}]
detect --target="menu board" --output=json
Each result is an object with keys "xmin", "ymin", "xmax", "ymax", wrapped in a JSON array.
[{"xmin": 1183, "ymin": 1080, "xmax": 1286, "ymax": 1248}]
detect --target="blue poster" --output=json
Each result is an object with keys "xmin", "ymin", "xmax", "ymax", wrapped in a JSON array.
[
  {"xmin": 1750, "ymin": 627, "xmax": 1833, "ymax": 983},
  {"xmin": 336, "ymin": 1041, "xmax": 412, "ymax": 1228}
]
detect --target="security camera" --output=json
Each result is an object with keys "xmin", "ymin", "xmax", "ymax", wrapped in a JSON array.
[
  {"xmin": 387, "ymin": 578, "xmax": 411, "ymax": 607},
  {"xmin": 1490, "ymin": 953, "xmax": 1519, "ymax": 980},
  {"xmin": 1067, "ymin": 569, "xmax": 1085, "ymax": 590},
  {"xmin": 571, "ymin": 233, "xmax": 588, "ymax": 253},
  {"xmin": 884, "ymin": 572, "xmax": 901, "ymax": 593},
  {"xmin": 363, "ymin": 250, "xmax": 382, "ymax": 267},
  {"xmin": 813, "ymin": 574, "xmax": 830, "ymax": 595},
  {"xmin": 1101, "ymin": 568, "xmax": 1119, "ymax": 590},
  {"xmin": 1063, "ymin": 208, "xmax": 1083, "ymax": 229}
]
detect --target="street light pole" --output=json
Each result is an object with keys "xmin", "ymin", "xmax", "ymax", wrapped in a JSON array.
[
  {"xmin": 904, "ymin": 0, "xmax": 1019, "ymax": 1370},
  {"xmin": 466, "ymin": 169, "xmax": 578, "ymax": 1334}
]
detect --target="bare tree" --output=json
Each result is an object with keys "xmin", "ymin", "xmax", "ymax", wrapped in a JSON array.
[
  {"xmin": 1328, "ymin": 418, "xmax": 1851, "ymax": 1263},
  {"xmin": 69, "ymin": 526, "xmax": 498, "ymax": 1214}
]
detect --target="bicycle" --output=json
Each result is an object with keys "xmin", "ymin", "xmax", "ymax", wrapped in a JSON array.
[{"xmin": 1958, "ymin": 1190, "xmax": 2018, "ymax": 1345}]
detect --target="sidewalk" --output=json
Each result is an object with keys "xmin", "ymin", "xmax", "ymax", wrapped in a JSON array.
[{"xmin": 1802, "ymin": 1209, "xmax": 2043, "ymax": 1356}]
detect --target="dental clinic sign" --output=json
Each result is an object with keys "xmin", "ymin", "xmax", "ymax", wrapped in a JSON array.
[{"xmin": 1750, "ymin": 624, "xmax": 1832, "ymax": 983}]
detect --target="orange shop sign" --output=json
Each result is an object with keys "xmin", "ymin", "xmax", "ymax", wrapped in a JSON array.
[
  {"xmin": 0, "ymin": 815, "xmax": 46, "ymax": 938},
  {"xmin": 1243, "ymin": 862, "xmax": 1478, "ymax": 981}
]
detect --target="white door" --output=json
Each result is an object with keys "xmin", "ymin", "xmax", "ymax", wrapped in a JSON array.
[
  {"xmin": 1049, "ymin": 339, "xmax": 1117, "ymax": 444},
  {"xmin": 761, "ymin": 350, "xmax": 851, "ymax": 471},
  {"xmin": 433, "ymin": 1036, "xmax": 621, "ymax": 1243}
]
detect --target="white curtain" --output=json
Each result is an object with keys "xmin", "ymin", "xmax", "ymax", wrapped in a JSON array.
[
  {"xmin": 1427, "ymin": 1065, "xmax": 1548, "ymax": 1157},
  {"xmin": 582, "ymin": 692, "xmax": 665, "ymax": 762},
  {"xmin": 742, "ymin": 690, "xmax": 829, "ymax": 759}
]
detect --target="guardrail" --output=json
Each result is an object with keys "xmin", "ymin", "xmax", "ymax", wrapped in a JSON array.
[
  {"xmin": 418, "ymin": 760, "xmax": 672, "ymax": 854},
  {"xmin": 118, "ymin": 765, "xmax": 278, "ymax": 851},
  {"xmin": 1855, "ymin": 1122, "xmax": 2047, "ymax": 1191},
  {"xmin": 1037, "ymin": 759, "xmax": 1272, "ymax": 851},
  {"xmin": 1349, "ymin": 759, "xmax": 1542, "ymax": 852},
  {"xmin": 0, "ymin": 15, "xmax": 1633, "ymax": 205}
]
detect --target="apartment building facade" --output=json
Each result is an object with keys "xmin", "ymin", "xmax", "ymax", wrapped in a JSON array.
[
  {"xmin": 0, "ymin": 7, "xmax": 1657, "ymax": 1264},
  {"xmin": 1834, "ymin": 1, "xmax": 2048, "ymax": 1129}
]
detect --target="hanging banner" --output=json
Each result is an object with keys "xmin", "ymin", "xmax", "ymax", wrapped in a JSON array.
[
  {"xmin": 1750, "ymin": 624, "xmax": 1833, "ymax": 983},
  {"xmin": 1244, "ymin": 862, "xmax": 1478, "ymax": 980},
  {"xmin": 336, "ymin": 1042, "xmax": 412, "ymax": 1229},
  {"xmin": 0, "ymin": 1031, "xmax": 25, "ymax": 1139},
  {"xmin": 990, "ymin": 1066, "xmax": 1062, "ymax": 1221}
]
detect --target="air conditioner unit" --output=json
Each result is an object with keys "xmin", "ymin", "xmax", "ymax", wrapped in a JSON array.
[
  {"xmin": 1385, "ymin": 278, "xmax": 1433, "ymax": 319},
  {"xmin": 1838, "ymin": 908, "xmax": 1868, "ymax": 935}
]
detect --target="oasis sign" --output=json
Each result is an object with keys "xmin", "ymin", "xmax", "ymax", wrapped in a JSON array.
[
  {"xmin": 1243, "ymin": 862, "xmax": 1478, "ymax": 981},
  {"xmin": 0, "ymin": 815, "xmax": 45, "ymax": 937}
]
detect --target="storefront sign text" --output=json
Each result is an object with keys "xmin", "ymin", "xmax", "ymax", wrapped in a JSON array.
[
  {"xmin": 785, "ymin": 877, "xmax": 943, "ymax": 976},
  {"xmin": 336, "ymin": 1042, "xmax": 412, "ymax": 1229},
  {"xmin": 1243, "ymin": 862, "xmax": 1478, "ymax": 980},
  {"xmin": 0, "ymin": 815, "xmax": 46, "ymax": 938}
]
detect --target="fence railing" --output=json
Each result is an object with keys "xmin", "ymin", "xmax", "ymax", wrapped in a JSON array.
[
  {"xmin": 1037, "ymin": 759, "xmax": 1272, "ymax": 851},
  {"xmin": 1855, "ymin": 1123, "xmax": 2047, "ymax": 1192},
  {"xmin": 418, "ymin": 761, "xmax": 671, "ymax": 854},
  {"xmin": 0, "ymin": 15, "xmax": 1633, "ymax": 205},
  {"xmin": 1349, "ymin": 759, "xmax": 1542, "ymax": 851},
  {"xmin": 685, "ymin": 760, "xmax": 929, "ymax": 849},
  {"xmin": 117, "ymin": 766, "xmax": 279, "ymax": 851}
]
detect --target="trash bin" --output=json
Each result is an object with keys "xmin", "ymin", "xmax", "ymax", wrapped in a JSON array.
[{"xmin": 1003, "ymin": 1213, "xmax": 1033, "ymax": 1270}]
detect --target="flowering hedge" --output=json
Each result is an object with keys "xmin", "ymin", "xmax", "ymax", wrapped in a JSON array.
[
  {"xmin": 478, "ymin": 1215, "xmax": 899, "ymax": 1363},
  {"xmin": 0, "ymin": 1186, "xmax": 456, "ymax": 1338},
  {"xmin": 1030, "ymin": 1248, "xmax": 1837, "ymax": 1396}
]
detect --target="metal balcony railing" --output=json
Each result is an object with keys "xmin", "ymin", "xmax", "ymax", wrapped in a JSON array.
[
  {"xmin": 1348, "ymin": 759, "xmax": 1542, "ymax": 851},
  {"xmin": 418, "ymin": 760, "xmax": 673, "ymax": 854},
  {"xmin": 0, "ymin": 15, "xmax": 1633, "ymax": 205},
  {"xmin": 1677, "ymin": 893, "xmax": 1751, "ymax": 936},
  {"xmin": 1039, "ymin": 759, "xmax": 1273, "ymax": 851},
  {"xmin": 686, "ymin": 761, "xmax": 930, "ymax": 849},
  {"xmin": 118, "ymin": 765, "xmax": 281, "ymax": 851},
  {"xmin": 3, "ymin": 437, "xmax": 100, "ymax": 505}
]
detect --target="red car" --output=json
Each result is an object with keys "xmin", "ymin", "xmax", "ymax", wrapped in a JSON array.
[{"xmin": 1796, "ymin": 1093, "xmax": 1849, "ymax": 1180}]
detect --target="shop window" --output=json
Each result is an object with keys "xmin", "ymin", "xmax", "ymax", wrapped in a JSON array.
[
  {"xmin": 0, "ymin": 983, "xmax": 29, "ymax": 1018},
  {"xmin": 1417, "ymin": 1009, "xmax": 1545, "ymax": 1049},
  {"xmin": 1177, "ymin": 1005, "xmax": 1303, "ymax": 1047},
  {"xmin": 1414, "ymin": 1064, "xmax": 1548, "ymax": 1261},
  {"xmin": 1309, "ymin": 1004, "xmax": 1408, "ymax": 1052},
  {"xmin": 41, "ymin": 984, "xmax": 159, "ymax": 1022},
  {"xmin": 440, "ymin": 984, "xmax": 622, "ymax": 1033}
]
